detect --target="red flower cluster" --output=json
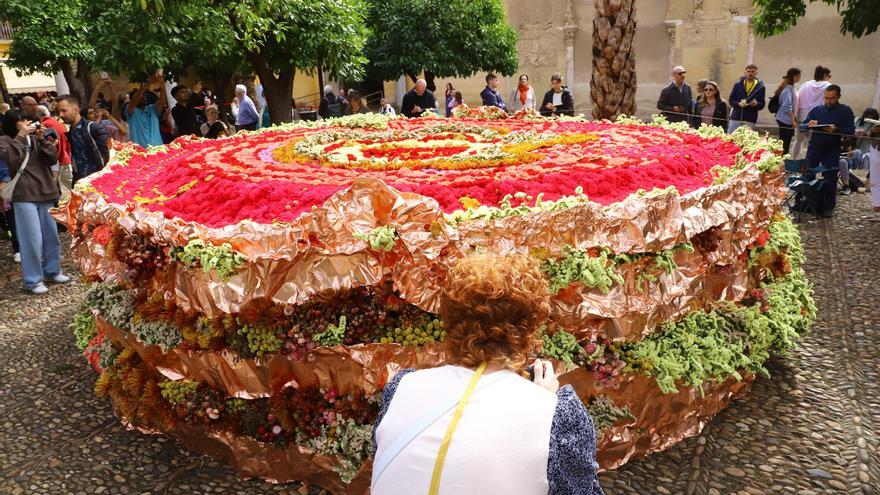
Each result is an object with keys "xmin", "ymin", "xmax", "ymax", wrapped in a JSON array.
[{"xmin": 90, "ymin": 119, "xmax": 749, "ymax": 228}]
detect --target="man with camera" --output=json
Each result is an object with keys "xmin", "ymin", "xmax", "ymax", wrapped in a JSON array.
[{"xmin": 56, "ymin": 95, "xmax": 110, "ymax": 185}]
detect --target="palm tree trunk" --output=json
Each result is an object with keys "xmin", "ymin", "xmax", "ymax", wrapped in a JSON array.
[{"xmin": 590, "ymin": 0, "xmax": 637, "ymax": 120}]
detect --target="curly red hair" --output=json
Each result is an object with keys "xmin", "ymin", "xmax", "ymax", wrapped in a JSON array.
[{"xmin": 440, "ymin": 253, "xmax": 550, "ymax": 370}]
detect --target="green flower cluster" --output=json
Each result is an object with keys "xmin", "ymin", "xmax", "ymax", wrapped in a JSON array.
[
  {"xmin": 379, "ymin": 318, "xmax": 445, "ymax": 346},
  {"xmin": 131, "ymin": 314, "xmax": 182, "ymax": 351},
  {"xmin": 312, "ymin": 316, "xmax": 347, "ymax": 347},
  {"xmin": 612, "ymin": 243, "xmax": 694, "ymax": 291},
  {"xmin": 620, "ymin": 264, "xmax": 814, "ymax": 395},
  {"xmin": 303, "ymin": 417, "xmax": 374, "ymax": 483},
  {"xmin": 543, "ymin": 246, "xmax": 623, "ymax": 295},
  {"xmin": 539, "ymin": 327, "xmax": 584, "ymax": 365},
  {"xmin": 354, "ymin": 226, "xmax": 398, "ymax": 252},
  {"xmin": 237, "ymin": 324, "xmax": 284, "ymax": 357},
  {"xmin": 445, "ymin": 187, "xmax": 592, "ymax": 224},
  {"xmin": 96, "ymin": 339, "xmax": 120, "ymax": 369},
  {"xmin": 749, "ymin": 217, "xmax": 804, "ymax": 269},
  {"xmin": 158, "ymin": 379, "xmax": 199, "ymax": 406},
  {"xmin": 587, "ymin": 395, "xmax": 636, "ymax": 433},
  {"xmin": 225, "ymin": 398, "xmax": 248, "ymax": 415},
  {"xmin": 171, "ymin": 239, "xmax": 245, "ymax": 280},
  {"xmin": 70, "ymin": 310, "xmax": 98, "ymax": 351}
]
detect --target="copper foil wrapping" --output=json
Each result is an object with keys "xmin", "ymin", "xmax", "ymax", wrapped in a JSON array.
[
  {"xmin": 109, "ymin": 391, "xmax": 373, "ymax": 494},
  {"xmin": 97, "ymin": 315, "xmax": 447, "ymax": 398},
  {"xmin": 103, "ymin": 318, "xmax": 754, "ymax": 491},
  {"xmin": 58, "ymin": 167, "xmax": 783, "ymax": 342}
]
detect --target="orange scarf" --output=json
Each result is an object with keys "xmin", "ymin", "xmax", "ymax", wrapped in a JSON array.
[{"xmin": 518, "ymin": 84, "xmax": 529, "ymax": 105}]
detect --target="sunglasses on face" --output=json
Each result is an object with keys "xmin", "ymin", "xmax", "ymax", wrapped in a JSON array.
[{"xmin": 705, "ymin": 88, "xmax": 716, "ymax": 92}]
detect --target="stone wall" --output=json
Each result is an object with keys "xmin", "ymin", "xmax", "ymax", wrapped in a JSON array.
[{"xmin": 383, "ymin": 0, "xmax": 880, "ymax": 124}]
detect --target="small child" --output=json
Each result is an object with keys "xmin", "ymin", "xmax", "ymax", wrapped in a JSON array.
[{"xmin": 378, "ymin": 98, "xmax": 396, "ymax": 117}]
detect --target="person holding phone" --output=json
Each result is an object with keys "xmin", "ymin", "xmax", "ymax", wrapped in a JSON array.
[
  {"xmin": 0, "ymin": 110, "xmax": 70, "ymax": 294},
  {"xmin": 372, "ymin": 253, "xmax": 603, "ymax": 495},
  {"xmin": 727, "ymin": 64, "xmax": 765, "ymax": 133},
  {"xmin": 799, "ymin": 85, "xmax": 855, "ymax": 218},
  {"xmin": 126, "ymin": 70, "xmax": 167, "ymax": 148}
]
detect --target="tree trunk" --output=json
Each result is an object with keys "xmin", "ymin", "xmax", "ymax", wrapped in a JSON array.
[
  {"xmin": 424, "ymin": 71, "xmax": 436, "ymax": 92},
  {"xmin": 75, "ymin": 59, "xmax": 94, "ymax": 106},
  {"xmin": 212, "ymin": 77, "xmax": 232, "ymax": 125},
  {"xmin": 245, "ymin": 51, "xmax": 294, "ymax": 124},
  {"xmin": 59, "ymin": 59, "xmax": 86, "ymax": 105},
  {"xmin": 0, "ymin": 65, "xmax": 10, "ymax": 104},
  {"xmin": 590, "ymin": 0, "xmax": 637, "ymax": 120}
]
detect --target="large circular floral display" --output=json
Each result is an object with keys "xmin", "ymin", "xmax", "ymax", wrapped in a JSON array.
[
  {"xmin": 92, "ymin": 117, "xmax": 744, "ymax": 227},
  {"xmin": 60, "ymin": 113, "xmax": 814, "ymax": 494}
]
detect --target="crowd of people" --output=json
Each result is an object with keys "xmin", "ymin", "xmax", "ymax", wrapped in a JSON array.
[
  {"xmin": 657, "ymin": 63, "xmax": 880, "ymax": 221},
  {"xmin": 318, "ymin": 72, "xmax": 576, "ymax": 119},
  {"xmin": 1, "ymin": 63, "xmax": 879, "ymax": 294}
]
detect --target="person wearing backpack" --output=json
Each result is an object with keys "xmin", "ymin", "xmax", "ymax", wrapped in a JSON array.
[
  {"xmin": 56, "ymin": 95, "xmax": 110, "ymax": 184},
  {"xmin": 727, "ymin": 64, "xmax": 766, "ymax": 133},
  {"xmin": 772, "ymin": 68, "xmax": 801, "ymax": 155}
]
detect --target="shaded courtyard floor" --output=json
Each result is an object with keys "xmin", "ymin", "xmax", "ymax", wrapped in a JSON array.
[{"xmin": 1, "ymin": 189, "xmax": 878, "ymax": 495}]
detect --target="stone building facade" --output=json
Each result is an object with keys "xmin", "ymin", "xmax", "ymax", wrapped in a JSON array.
[{"xmin": 384, "ymin": 0, "xmax": 880, "ymax": 125}]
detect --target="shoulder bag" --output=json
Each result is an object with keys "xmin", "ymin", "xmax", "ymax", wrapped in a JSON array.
[{"xmin": 1, "ymin": 136, "xmax": 32, "ymax": 202}]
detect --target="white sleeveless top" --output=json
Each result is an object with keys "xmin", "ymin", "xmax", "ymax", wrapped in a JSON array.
[{"xmin": 372, "ymin": 365, "xmax": 558, "ymax": 495}]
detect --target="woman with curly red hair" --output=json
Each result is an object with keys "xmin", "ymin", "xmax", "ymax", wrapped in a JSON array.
[{"xmin": 371, "ymin": 253, "xmax": 603, "ymax": 495}]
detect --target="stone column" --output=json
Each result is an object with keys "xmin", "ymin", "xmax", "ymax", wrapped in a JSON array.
[
  {"xmin": 563, "ymin": 0, "xmax": 577, "ymax": 92},
  {"xmin": 873, "ymin": 62, "xmax": 880, "ymax": 110},
  {"xmin": 395, "ymin": 75, "xmax": 406, "ymax": 109},
  {"xmin": 664, "ymin": 20, "xmax": 682, "ymax": 73}
]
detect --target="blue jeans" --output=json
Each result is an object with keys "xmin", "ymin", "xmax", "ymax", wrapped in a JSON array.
[
  {"xmin": 13, "ymin": 201, "xmax": 61, "ymax": 289},
  {"xmin": 727, "ymin": 120, "xmax": 756, "ymax": 134}
]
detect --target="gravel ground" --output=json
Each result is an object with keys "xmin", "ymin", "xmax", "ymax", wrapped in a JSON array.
[{"xmin": 0, "ymin": 188, "xmax": 877, "ymax": 495}]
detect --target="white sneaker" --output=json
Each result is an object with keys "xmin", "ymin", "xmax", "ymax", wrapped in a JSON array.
[
  {"xmin": 30, "ymin": 283, "xmax": 49, "ymax": 295},
  {"xmin": 45, "ymin": 273, "xmax": 71, "ymax": 284},
  {"xmin": 13, "ymin": 252, "xmax": 20, "ymax": 263}
]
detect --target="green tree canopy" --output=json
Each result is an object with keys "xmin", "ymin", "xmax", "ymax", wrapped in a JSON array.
[
  {"xmin": 752, "ymin": 0, "xmax": 880, "ymax": 38},
  {"xmin": 365, "ymin": 0, "xmax": 518, "ymax": 84},
  {"xmin": 0, "ymin": 0, "xmax": 95, "ymax": 103}
]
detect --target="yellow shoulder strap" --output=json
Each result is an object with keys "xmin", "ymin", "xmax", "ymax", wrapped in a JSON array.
[{"xmin": 428, "ymin": 362, "xmax": 488, "ymax": 495}]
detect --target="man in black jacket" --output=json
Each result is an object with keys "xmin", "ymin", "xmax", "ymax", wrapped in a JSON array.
[
  {"xmin": 540, "ymin": 73, "xmax": 574, "ymax": 117},
  {"xmin": 656, "ymin": 66, "xmax": 692, "ymax": 123},
  {"xmin": 401, "ymin": 79, "xmax": 436, "ymax": 118},
  {"xmin": 56, "ymin": 95, "xmax": 110, "ymax": 184}
]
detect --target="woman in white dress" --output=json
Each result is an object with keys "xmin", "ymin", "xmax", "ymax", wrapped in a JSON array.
[{"xmin": 371, "ymin": 253, "xmax": 603, "ymax": 495}]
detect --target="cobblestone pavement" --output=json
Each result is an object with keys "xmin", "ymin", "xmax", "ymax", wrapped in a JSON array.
[{"xmin": 1, "ymin": 189, "xmax": 878, "ymax": 495}]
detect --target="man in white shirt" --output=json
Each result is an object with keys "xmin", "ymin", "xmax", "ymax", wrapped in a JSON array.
[{"xmin": 791, "ymin": 65, "xmax": 832, "ymax": 159}]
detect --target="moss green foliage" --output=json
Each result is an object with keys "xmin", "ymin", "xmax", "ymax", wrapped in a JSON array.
[
  {"xmin": 749, "ymin": 217, "xmax": 804, "ymax": 269},
  {"xmin": 353, "ymin": 226, "xmax": 398, "ymax": 252},
  {"xmin": 587, "ymin": 395, "xmax": 636, "ymax": 433},
  {"xmin": 612, "ymin": 243, "xmax": 694, "ymax": 291},
  {"xmin": 543, "ymin": 246, "xmax": 623, "ymax": 295},
  {"xmin": 70, "ymin": 310, "xmax": 98, "ymax": 351},
  {"xmin": 312, "ymin": 316, "xmax": 347, "ymax": 347},
  {"xmin": 171, "ymin": 239, "xmax": 245, "ymax": 280},
  {"xmin": 619, "ymin": 222, "xmax": 814, "ymax": 395},
  {"xmin": 158, "ymin": 379, "xmax": 199, "ymax": 406},
  {"xmin": 539, "ymin": 327, "xmax": 584, "ymax": 365}
]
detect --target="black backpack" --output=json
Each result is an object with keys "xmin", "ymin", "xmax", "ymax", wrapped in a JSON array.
[{"xmin": 768, "ymin": 93, "xmax": 780, "ymax": 114}]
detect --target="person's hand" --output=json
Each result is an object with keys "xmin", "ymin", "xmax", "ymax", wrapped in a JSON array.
[
  {"xmin": 413, "ymin": 105, "xmax": 422, "ymax": 113},
  {"xmin": 748, "ymin": 99, "xmax": 757, "ymax": 107},
  {"xmin": 532, "ymin": 358, "xmax": 559, "ymax": 393},
  {"xmin": 34, "ymin": 126, "xmax": 45, "ymax": 140},
  {"xmin": 827, "ymin": 124, "xmax": 838, "ymax": 133},
  {"xmin": 808, "ymin": 120, "xmax": 819, "ymax": 128},
  {"xmin": 545, "ymin": 103, "xmax": 555, "ymax": 111}
]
